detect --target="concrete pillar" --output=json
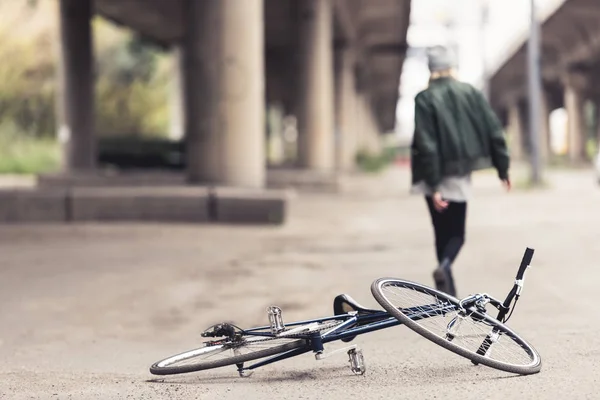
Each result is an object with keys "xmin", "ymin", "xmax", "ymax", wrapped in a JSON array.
[
  {"xmin": 358, "ymin": 95, "xmax": 380, "ymax": 155},
  {"xmin": 334, "ymin": 46, "xmax": 358, "ymax": 171},
  {"xmin": 540, "ymin": 92, "xmax": 551, "ymax": 161},
  {"xmin": 297, "ymin": 0, "xmax": 335, "ymax": 171},
  {"xmin": 367, "ymin": 105, "xmax": 382, "ymax": 154},
  {"xmin": 596, "ymin": 102, "xmax": 600, "ymax": 145},
  {"xmin": 354, "ymin": 94, "xmax": 363, "ymax": 154},
  {"xmin": 355, "ymin": 94, "xmax": 368, "ymax": 154},
  {"xmin": 58, "ymin": 0, "xmax": 95, "ymax": 171},
  {"xmin": 506, "ymin": 101, "xmax": 525, "ymax": 161},
  {"xmin": 183, "ymin": 0, "xmax": 265, "ymax": 188},
  {"xmin": 563, "ymin": 76, "xmax": 587, "ymax": 164},
  {"xmin": 169, "ymin": 46, "xmax": 186, "ymax": 141}
]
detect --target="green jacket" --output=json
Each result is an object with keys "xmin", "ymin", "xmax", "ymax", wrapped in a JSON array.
[{"xmin": 410, "ymin": 77, "xmax": 510, "ymax": 191}]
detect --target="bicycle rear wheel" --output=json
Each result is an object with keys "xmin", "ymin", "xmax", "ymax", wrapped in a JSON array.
[{"xmin": 371, "ymin": 278, "xmax": 541, "ymax": 375}]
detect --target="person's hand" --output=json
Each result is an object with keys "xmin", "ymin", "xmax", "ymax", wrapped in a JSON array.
[
  {"xmin": 432, "ymin": 192, "xmax": 448, "ymax": 212},
  {"xmin": 501, "ymin": 178, "xmax": 511, "ymax": 192}
]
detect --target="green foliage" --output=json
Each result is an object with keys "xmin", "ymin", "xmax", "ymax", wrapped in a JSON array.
[
  {"xmin": 93, "ymin": 18, "xmax": 170, "ymax": 137},
  {"xmin": 0, "ymin": 121, "xmax": 60, "ymax": 174},
  {"xmin": 355, "ymin": 147, "xmax": 398, "ymax": 173},
  {"xmin": 0, "ymin": 1, "xmax": 170, "ymax": 174},
  {"xmin": 0, "ymin": 0, "xmax": 56, "ymax": 139},
  {"xmin": 586, "ymin": 138, "xmax": 597, "ymax": 161}
]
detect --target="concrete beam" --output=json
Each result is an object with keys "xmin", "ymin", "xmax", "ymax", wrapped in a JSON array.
[
  {"xmin": 563, "ymin": 2, "xmax": 600, "ymax": 20},
  {"xmin": 333, "ymin": 0, "xmax": 357, "ymax": 41},
  {"xmin": 561, "ymin": 31, "xmax": 600, "ymax": 68}
]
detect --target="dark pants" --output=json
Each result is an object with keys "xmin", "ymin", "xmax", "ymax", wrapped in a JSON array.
[{"xmin": 424, "ymin": 196, "xmax": 467, "ymax": 266}]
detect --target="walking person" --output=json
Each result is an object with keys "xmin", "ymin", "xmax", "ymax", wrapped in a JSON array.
[{"xmin": 410, "ymin": 46, "xmax": 511, "ymax": 297}]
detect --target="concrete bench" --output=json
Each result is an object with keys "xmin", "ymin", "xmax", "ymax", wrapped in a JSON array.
[
  {"xmin": 0, "ymin": 186, "xmax": 291, "ymax": 225},
  {"xmin": 0, "ymin": 189, "xmax": 68, "ymax": 223},
  {"xmin": 70, "ymin": 186, "xmax": 210, "ymax": 223},
  {"xmin": 212, "ymin": 187, "xmax": 292, "ymax": 225}
]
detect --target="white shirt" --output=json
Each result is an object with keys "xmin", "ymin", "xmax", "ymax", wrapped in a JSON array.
[{"xmin": 410, "ymin": 174, "xmax": 471, "ymax": 202}]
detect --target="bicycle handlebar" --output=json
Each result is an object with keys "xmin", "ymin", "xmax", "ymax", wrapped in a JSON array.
[
  {"xmin": 494, "ymin": 247, "xmax": 535, "ymax": 322},
  {"xmin": 516, "ymin": 247, "xmax": 535, "ymax": 281}
]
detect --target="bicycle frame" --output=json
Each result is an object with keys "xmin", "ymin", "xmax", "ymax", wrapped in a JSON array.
[{"xmin": 238, "ymin": 302, "xmax": 458, "ymax": 372}]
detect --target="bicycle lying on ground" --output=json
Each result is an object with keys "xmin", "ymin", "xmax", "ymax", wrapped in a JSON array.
[{"xmin": 150, "ymin": 247, "xmax": 541, "ymax": 377}]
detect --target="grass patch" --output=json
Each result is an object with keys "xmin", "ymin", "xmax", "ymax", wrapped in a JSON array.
[{"xmin": 0, "ymin": 134, "xmax": 61, "ymax": 175}]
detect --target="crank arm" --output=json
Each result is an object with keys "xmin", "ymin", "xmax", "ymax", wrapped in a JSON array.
[{"xmin": 315, "ymin": 344, "xmax": 359, "ymax": 360}]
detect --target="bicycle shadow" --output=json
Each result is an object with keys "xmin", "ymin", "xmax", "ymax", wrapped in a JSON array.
[
  {"xmin": 146, "ymin": 365, "xmax": 349, "ymax": 385},
  {"xmin": 145, "ymin": 362, "xmax": 526, "ymax": 386}
]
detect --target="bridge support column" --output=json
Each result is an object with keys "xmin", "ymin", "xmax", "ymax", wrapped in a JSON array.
[
  {"xmin": 563, "ymin": 74, "xmax": 588, "ymax": 164},
  {"xmin": 540, "ymin": 92, "xmax": 551, "ymax": 162},
  {"xmin": 506, "ymin": 101, "xmax": 526, "ymax": 161},
  {"xmin": 183, "ymin": 0, "xmax": 265, "ymax": 188},
  {"xmin": 58, "ymin": 0, "xmax": 95, "ymax": 172},
  {"xmin": 297, "ymin": 0, "xmax": 335, "ymax": 171},
  {"xmin": 334, "ymin": 46, "xmax": 358, "ymax": 171},
  {"xmin": 366, "ymin": 102, "xmax": 382, "ymax": 155}
]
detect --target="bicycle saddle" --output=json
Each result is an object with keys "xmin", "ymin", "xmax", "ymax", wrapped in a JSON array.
[{"xmin": 333, "ymin": 294, "xmax": 380, "ymax": 316}]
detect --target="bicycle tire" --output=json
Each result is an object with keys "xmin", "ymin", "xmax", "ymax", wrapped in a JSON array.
[
  {"xmin": 149, "ymin": 318, "xmax": 346, "ymax": 376},
  {"xmin": 371, "ymin": 277, "xmax": 542, "ymax": 375},
  {"xmin": 150, "ymin": 336, "xmax": 306, "ymax": 375}
]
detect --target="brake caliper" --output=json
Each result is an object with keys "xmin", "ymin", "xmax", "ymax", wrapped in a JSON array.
[{"xmin": 201, "ymin": 323, "xmax": 237, "ymax": 339}]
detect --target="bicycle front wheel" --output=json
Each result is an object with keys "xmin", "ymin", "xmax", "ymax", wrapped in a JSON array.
[
  {"xmin": 150, "ymin": 336, "xmax": 305, "ymax": 376},
  {"xmin": 150, "ymin": 319, "xmax": 343, "ymax": 376},
  {"xmin": 371, "ymin": 278, "xmax": 541, "ymax": 375}
]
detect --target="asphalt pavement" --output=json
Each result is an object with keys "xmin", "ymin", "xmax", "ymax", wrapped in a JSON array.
[{"xmin": 1, "ymin": 166, "xmax": 599, "ymax": 399}]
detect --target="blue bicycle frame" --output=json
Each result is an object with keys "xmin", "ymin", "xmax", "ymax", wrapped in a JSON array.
[{"xmin": 238, "ymin": 303, "xmax": 457, "ymax": 372}]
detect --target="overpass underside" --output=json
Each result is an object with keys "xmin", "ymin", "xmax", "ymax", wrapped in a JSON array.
[
  {"xmin": 489, "ymin": 0, "xmax": 600, "ymax": 165},
  {"xmin": 58, "ymin": 0, "xmax": 411, "ymax": 189}
]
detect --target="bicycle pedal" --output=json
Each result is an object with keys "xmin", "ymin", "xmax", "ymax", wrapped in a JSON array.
[{"xmin": 348, "ymin": 349, "xmax": 366, "ymax": 375}]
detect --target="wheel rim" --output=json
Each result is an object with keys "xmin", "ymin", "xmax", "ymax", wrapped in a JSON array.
[
  {"xmin": 155, "ymin": 336, "xmax": 301, "ymax": 369},
  {"xmin": 376, "ymin": 279, "xmax": 540, "ymax": 370},
  {"xmin": 153, "ymin": 319, "xmax": 345, "ymax": 372}
]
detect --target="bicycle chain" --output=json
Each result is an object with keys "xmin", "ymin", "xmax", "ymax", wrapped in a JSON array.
[{"xmin": 206, "ymin": 320, "xmax": 343, "ymax": 347}]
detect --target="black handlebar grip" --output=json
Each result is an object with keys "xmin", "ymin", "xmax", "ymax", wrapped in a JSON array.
[{"xmin": 516, "ymin": 247, "xmax": 535, "ymax": 280}]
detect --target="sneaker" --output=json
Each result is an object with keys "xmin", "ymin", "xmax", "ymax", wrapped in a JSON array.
[
  {"xmin": 433, "ymin": 267, "xmax": 450, "ymax": 294},
  {"xmin": 446, "ymin": 269, "xmax": 457, "ymax": 297}
]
